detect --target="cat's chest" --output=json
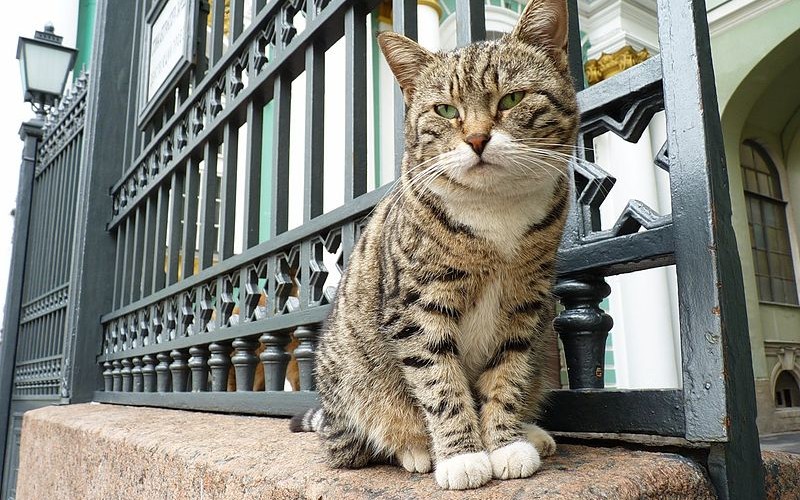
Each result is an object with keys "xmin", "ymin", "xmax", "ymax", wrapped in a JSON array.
[
  {"xmin": 457, "ymin": 278, "xmax": 506, "ymax": 383},
  {"xmin": 445, "ymin": 185, "xmax": 558, "ymax": 258}
]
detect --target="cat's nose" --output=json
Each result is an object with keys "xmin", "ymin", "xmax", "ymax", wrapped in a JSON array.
[{"xmin": 465, "ymin": 133, "xmax": 490, "ymax": 156}]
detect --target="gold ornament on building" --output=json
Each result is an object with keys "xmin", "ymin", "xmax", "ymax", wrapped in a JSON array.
[{"xmin": 584, "ymin": 45, "xmax": 650, "ymax": 86}]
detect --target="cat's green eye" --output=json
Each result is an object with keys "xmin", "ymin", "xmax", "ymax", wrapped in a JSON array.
[
  {"xmin": 499, "ymin": 91, "xmax": 525, "ymax": 111},
  {"xmin": 434, "ymin": 104, "xmax": 459, "ymax": 119}
]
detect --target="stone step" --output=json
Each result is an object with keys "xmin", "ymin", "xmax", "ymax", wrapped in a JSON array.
[{"xmin": 14, "ymin": 403, "xmax": 797, "ymax": 499}]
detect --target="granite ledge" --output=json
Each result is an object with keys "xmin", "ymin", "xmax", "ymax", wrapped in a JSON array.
[{"xmin": 15, "ymin": 403, "xmax": 727, "ymax": 499}]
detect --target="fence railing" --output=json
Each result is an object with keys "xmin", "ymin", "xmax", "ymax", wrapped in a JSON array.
[{"xmin": 0, "ymin": 0, "xmax": 764, "ymax": 498}]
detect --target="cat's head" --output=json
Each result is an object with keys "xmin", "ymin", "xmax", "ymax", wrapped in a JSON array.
[{"xmin": 378, "ymin": 0, "xmax": 578, "ymax": 198}]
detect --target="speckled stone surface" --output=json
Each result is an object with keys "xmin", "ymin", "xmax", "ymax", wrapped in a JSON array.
[
  {"xmin": 764, "ymin": 450, "xmax": 800, "ymax": 500},
  {"xmin": 16, "ymin": 403, "xmax": 719, "ymax": 499}
]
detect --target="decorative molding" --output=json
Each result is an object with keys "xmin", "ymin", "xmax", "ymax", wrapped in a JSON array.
[
  {"xmin": 707, "ymin": 0, "xmax": 791, "ymax": 37},
  {"xmin": 578, "ymin": 0, "xmax": 658, "ymax": 59},
  {"xmin": 585, "ymin": 45, "xmax": 650, "ymax": 85}
]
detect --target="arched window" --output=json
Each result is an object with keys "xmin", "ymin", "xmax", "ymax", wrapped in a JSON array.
[
  {"xmin": 741, "ymin": 140, "xmax": 799, "ymax": 304},
  {"xmin": 775, "ymin": 371, "xmax": 800, "ymax": 408}
]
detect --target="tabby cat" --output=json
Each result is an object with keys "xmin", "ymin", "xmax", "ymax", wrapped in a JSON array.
[{"xmin": 290, "ymin": 0, "xmax": 577, "ymax": 490}]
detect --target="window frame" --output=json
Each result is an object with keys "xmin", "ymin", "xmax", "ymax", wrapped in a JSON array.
[{"xmin": 740, "ymin": 139, "xmax": 799, "ymax": 306}]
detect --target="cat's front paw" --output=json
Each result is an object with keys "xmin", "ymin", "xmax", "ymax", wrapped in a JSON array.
[
  {"xmin": 434, "ymin": 451, "xmax": 492, "ymax": 490},
  {"xmin": 489, "ymin": 441, "xmax": 541, "ymax": 480},
  {"xmin": 397, "ymin": 447, "xmax": 431, "ymax": 473}
]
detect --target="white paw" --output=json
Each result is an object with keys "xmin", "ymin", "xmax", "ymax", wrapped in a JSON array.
[
  {"xmin": 398, "ymin": 447, "xmax": 432, "ymax": 473},
  {"xmin": 489, "ymin": 441, "xmax": 541, "ymax": 480},
  {"xmin": 434, "ymin": 451, "xmax": 492, "ymax": 490},
  {"xmin": 523, "ymin": 423, "xmax": 557, "ymax": 457}
]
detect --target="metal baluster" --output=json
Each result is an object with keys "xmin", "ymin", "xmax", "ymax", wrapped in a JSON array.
[
  {"xmin": 259, "ymin": 331, "xmax": 290, "ymax": 391},
  {"xmin": 102, "ymin": 361, "xmax": 112, "ymax": 392},
  {"xmin": 170, "ymin": 349, "xmax": 190, "ymax": 392},
  {"xmin": 142, "ymin": 354, "xmax": 157, "ymax": 392},
  {"xmin": 553, "ymin": 275, "xmax": 613, "ymax": 389},
  {"xmin": 242, "ymin": 99, "xmax": 263, "ymax": 249},
  {"xmin": 208, "ymin": 342, "xmax": 233, "ymax": 391},
  {"xmin": 189, "ymin": 345, "xmax": 210, "ymax": 392},
  {"xmin": 121, "ymin": 358, "xmax": 133, "ymax": 392},
  {"xmin": 293, "ymin": 325, "xmax": 318, "ymax": 390},
  {"xmin": 111, "ymin": 360, "xmax": 122, "ymax": 392},
  {"xmin": 132, "ymin": 357, "xmax": 143, "ymax": 392},
  {"xmin": 231, "ymin": 338, "xmax": 259, "ymax": 391},
  {"xmin": 391, "ymin": 0, "xmax": 417, "ymax": 178},
  {"xmin": 198, "ymin": 140, "xmax": 219, "ymax": 270},
  {"xmin": 156, "ymin": 352, "xmax": 172, "ymax": 392}
]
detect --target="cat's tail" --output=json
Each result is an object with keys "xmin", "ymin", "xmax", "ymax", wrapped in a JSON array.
[{"xmin": 289, "ymin": 407, "xmax": 324, "ymax": 432}]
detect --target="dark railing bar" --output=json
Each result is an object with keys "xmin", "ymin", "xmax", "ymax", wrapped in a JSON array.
[
  {"xmin": 391, "ymin": 0, "xmax": 416, "ymax": 180},
  {"xmin": 165, "ymin": 170, "xmax": 185, "ymax": 286},
  {"xmin": 344, "ymin": 3, "xmax": 367, "ymax": 201},
  {"xmin": 18, "ymin": 301, "xmax": 68, "ymax": 326},
  {"xmin": 61, "ymin": 135, "xmax": 82, "ymax": 284},
  {"xmin": 10, "ymin": 354, "xmax": 63, "ymax": 367},
  {"xmin": 577, "ymin": 55, "xmax": 662, "ymax": 115},
  {"xmin": 20, "ymin": 283, "xmax": 69, "ymax": 309},
  {"xmin": 219, "ymin": 123, "xmax": 239, "ymax": 260},
  {"xmin": 112, "ymin": 222, "xmax": 124, "ymax": 309},
  {"xmin": 101, "ymin": 183, "xmax": 392, "ymax": 322},
  {"xmin": 151, "ymin": 183, "xmax": 169, "ymax": 293},
  {"xmin": 558, "ymin": 225, "xmax": 675, "ymax": 276},
  {"xmin": 566, "ymin": 0, "xmax": 585, "ymax": 92},
  {"xmin": 48, "ymin": 143, "xmax": 68, "ymax": 289},
  {"xmin": 93, "ymin": 390, "xmax": 318, "ymax": 417},
  {"xmin": 198, "ymin": 140, "xmax": 219, "ymax": 270},
  {"xmin": 141, "ymin": 193, "xmax": 159, "ymax": 298},
  {"xmin": 120, "ymin": 217, "xmax": 133, "ymax": 306},
  {"xmin": 109, "ymin": 0, "xmax": 377, "ymax": 225},
  {"xmin": 271, "ymin": 72, "xmax": 292, "ymax": 237},
  {"xmin": 210, "ymin": 0, "xmax": 226, "ymax": 66},
  {"xmin": 180, "ymin": 159, "xmax": 201, "ymax": 281},
  {"xmin": 129, "ymin": 206, "xmax": 146, "ymax": 303},
  {"xmin": 242, "ymin": 99, "xmax": 264, "ymax": 249},
  {"xmin": 98, "ymin": 305, "xmax": 332, "ymax": 362},
  {"xmin": 303, "ymin": 42, "xmax": 325, "ymax": 222},
  {"xmin": 455, "ymin": 0, "xmax": 485, "ymax": 47},
  {"xmin": 230, "ymin": 0, "xmax": 245, "ymax": 42}
]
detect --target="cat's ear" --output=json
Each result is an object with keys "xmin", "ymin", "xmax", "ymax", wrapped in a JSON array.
[
  {"xmin": 377, "ymin": 32, "xmax": 435, "ymax": 95},
  {"xmin": 510, "ymin": 0, "xmax": 569, "ymax": 56}
]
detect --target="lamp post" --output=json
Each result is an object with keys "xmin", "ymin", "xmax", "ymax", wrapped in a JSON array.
[{"xmin": 16, "ymin": 23, "xmax": 78, "ymax": 117}]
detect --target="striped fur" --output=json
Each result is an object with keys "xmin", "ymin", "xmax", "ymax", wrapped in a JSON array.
[
  {"xmin": 300, "ymin": 0, "xmax": 577, "ymax": 490},
  {"xmin": 290, "ymin": 407, "xmax": 325, "ymax": 432}
]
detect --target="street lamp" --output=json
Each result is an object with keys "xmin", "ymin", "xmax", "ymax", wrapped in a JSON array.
[{"xmin": 16, "ymin": 23, "xmax": 78, "ymax": 116}]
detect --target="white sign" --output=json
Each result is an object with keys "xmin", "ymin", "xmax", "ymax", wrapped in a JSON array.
[{"xmin": 148, "ymin": 0, "xmax": 188, "ymax": 101}]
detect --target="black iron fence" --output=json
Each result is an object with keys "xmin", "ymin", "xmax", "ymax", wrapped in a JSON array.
[
  {"xmin": 0, "ymin": 0, "xmax": 765, "ymax": 498},
  {"xmin": 0, "ymin": 72, "xmax": 88, "ymax": 499}
]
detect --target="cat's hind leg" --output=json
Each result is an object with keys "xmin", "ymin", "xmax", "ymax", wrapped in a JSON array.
[
  {"xmin": 522, "ymin": 423, "xmax": 557, "ymax": 457},
  {"xmin": 319, "ymin": 413, "xmax": 373, "ymax": 469}
]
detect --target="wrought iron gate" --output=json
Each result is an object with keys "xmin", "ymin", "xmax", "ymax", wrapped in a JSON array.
[{"xmin": 0, "ymin": 74, "xmax": 88, "ymax": 499}]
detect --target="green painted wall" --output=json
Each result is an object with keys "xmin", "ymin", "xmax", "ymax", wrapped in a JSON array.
[
  {"xmin": 74, "ymin": 0, "xmax": 97, "ymax": 74},
  {"xmin": 711, "ymin": 3, "xmax": 800, "ymax": 379}
]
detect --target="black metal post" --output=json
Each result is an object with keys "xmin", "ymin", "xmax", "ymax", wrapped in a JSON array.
[
  {"xmin": 0, "ymin": 118, "xmax": 43, "ymax": 487},
  {"xmin": 60, "ymin": 0, "xmax": 139, "ymax": 403},
  {"xmin": 553, "ymin": 275, "xmax": 613, "ymax": 389}
]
